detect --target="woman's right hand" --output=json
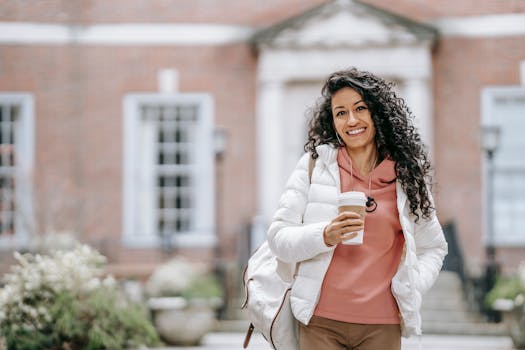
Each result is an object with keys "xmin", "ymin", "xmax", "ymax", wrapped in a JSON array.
[{"xmin": 323, "ymin": 211, "xmax": 364, "ymax": 246}]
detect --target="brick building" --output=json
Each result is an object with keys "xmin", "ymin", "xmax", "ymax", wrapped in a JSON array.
[{"xmin": 1, "ymin": 0, "xmax": 524, "ymax": 303}]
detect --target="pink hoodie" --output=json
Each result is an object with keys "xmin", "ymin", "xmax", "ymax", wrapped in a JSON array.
[{"xmin": 314, "ymin": 147, "xmax": 405, "ymax": 324}]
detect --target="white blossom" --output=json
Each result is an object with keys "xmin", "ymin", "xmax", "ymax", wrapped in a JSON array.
[
  {"xmin": 102, "ymin": 276, "xmax": 116, "ymax": 288},
  {"xmin": 0, "ymin": 244, "xmax": 117, "ymax": 330},
  {"xmin": 85, "ymin": 278, "xmax": 101, "ymax": 292},
  {"xmin": 145, "ymin": 257, "xmax": 201, "ymax": 297}
]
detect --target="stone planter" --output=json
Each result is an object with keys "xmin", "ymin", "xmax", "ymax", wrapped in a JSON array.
[
  {"xmin": 493, "ymin": 298, "xmax": 525, "ymax": 349},
  {"xmin": 148, "ymin": 297, "xmax": 220, "ymax": 346}
]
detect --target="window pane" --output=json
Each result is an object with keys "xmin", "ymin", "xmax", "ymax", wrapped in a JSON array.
[
  {"xmin": 489, "ymin": 92, "xmax": 525, "ymax": 244},
  {"xmin": 178, "ymin": 105, "xmax": 198, "ymax": 121},
  {"xmin": 493, "ymin": 96, "xmax": 525, "ymax": 168},
  {"xmin": 0, "ymin": 104, "xmax": 17, "ymax": 236},
  {"xmin": 157, "ymin": 174, "xmax": 191, "ymax": 187},
  {"xmin": 142, "ymin": 102, "xmax": 198, "ymax": 237}
]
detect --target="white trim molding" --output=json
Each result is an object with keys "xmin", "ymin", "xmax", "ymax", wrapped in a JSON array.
[
  {"xmin": 122, "ymin": 93, "xmax": 216, "ymax": 249},
  {"xmin": 2, "ymin": 13, "xmax": 524, "ymax": 46},
  {"xmin": 432, "ymin": 14, "xmax": 525, "ymax": 38},
  {"xmin": 0, "ymin": 22, "xmax": 254, "ymax": 46},
  {"xmin": 0, "ymin": 93, "xmax": 35, "ymax": 251}
]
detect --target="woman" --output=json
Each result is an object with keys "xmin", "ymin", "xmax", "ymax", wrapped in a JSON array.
[{"xmin": 267, "ymin": 68, "xmax": 448, "ymax": 350}]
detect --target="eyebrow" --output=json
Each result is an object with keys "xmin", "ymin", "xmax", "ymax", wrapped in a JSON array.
[{"xmin": 333, "ymin": 99, "xmax": 365, "ymax": 110}]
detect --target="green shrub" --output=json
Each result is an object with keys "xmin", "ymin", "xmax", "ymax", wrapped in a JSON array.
[{"xmin": 486, "ymin": 275, "xmax": 523, "ymax": 308}]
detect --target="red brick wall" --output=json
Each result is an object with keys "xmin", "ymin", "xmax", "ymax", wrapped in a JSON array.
[
  {"xmin": 363, "ymin": 0, "xmax": 525, "ymax": 21},
  {"xmin": 0, "ymin": 0, "xmax": 325, "ymax": 25},
  {"xmin": 5, "ymin": 0, "xmax": 525, "ymax": 25},
  {"xmin": 0, "ymin": 43, "xmax": 258, "ymax": 266}
]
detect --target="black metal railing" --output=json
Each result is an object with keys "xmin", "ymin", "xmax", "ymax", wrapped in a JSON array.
[{"xmin": 442, "ymin": 221, "xmax": 501, "ymax": 322}]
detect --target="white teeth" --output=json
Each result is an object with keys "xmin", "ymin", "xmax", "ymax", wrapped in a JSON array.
[{"xmin": 346, "ymin": 128, "xmax": 365, "ymax": 135}]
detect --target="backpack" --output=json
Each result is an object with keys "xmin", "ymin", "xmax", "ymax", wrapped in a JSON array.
[{"xmin": 241, "ymin": 155, "xmax": 316, "ymax": 350}]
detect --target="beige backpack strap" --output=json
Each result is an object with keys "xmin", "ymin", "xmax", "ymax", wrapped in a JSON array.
[{"xmin": 308, "ymin": 153, "xmax": 316, "ymax": 184}]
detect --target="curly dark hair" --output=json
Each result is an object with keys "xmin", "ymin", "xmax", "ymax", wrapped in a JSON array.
[{"xmin": 304, "ymin": 68, "xmax": 434, "ymax": 221}]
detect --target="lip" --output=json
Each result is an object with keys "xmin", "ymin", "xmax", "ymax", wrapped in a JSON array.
[{"xmin": 345, "ymin": 127, "xmax": 366, "ymax": 136}]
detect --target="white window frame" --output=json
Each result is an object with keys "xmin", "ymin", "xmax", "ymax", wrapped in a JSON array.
[
  {"xmin": 0, "ymin": 93, "xmax": 35, "ymax": 250},
  {"xmin": 481, "ymin": 86, "xmax": 525, "ymax": 246},
  {"xmin": 122, "ymin": 93, "xmax": 216, "ymax": 248}
]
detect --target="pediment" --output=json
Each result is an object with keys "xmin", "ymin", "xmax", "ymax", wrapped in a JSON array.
[{"xmin": 253, "ymin": 0, "xmax": 436, "ymax": 49}]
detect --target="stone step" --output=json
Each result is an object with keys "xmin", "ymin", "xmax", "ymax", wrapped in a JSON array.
[
  {"xmin": 425, "ymin": 291, "xmax": 464, "ymax": 302},
  {"xmin": 421, "ymin": 271, "xmax": 470, "ymax": 314},
  {"xmin": 427, "ymin": 271, "xmax": 463, "ymax": 290},
  {"xmin": 423, "ymin": 320, "xmax": 507, "ymax": 336},
  {"xmin": 425, "ymin": 289, "xmax": 463, "ymax": 298},
  {"xmin": 421, "ymin": 309, "xmax": 483, "ymax": 324},
  {"xmin": 425, "ymin": 284, "xmax": 463, "ymax": 294},
  {"xmin": 421, "ymin": 297, "xmax": 470, "ymax": 311},
  {"xmin": 426, "ymin": 283, "xmax": 463, "ymax": 294},
  {"xmin": 419, "ymin": 271, "xmax": 499, "ymax": 334},
  {"xmin": 435, "ymin": 270, "xmax": 463, "ymax": 282}
]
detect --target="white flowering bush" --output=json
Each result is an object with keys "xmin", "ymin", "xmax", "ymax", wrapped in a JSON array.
[
  {"xmin": 0, "ymin": 245, "xmax": 159, "ymax": 350},
  {"xmin": 145, "ymin": 257, "xmax": 223, "ymax": 301}
]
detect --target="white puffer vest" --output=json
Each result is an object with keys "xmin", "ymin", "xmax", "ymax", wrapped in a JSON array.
[{"xmin": 267, "ymin": 144, "xmax": 448, "ymax": 338}]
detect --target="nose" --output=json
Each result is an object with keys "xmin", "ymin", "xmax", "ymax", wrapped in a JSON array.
[{"xmin": 345, "ymin": 111, "xmax": 358, "ymax": 125}]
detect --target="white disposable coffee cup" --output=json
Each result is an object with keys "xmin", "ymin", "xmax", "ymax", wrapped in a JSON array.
[{"xmin": 337, "ymin": 191, "xmax": 367, "ymax": 245}]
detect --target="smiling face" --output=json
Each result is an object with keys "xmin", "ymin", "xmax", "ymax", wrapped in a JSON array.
[{"xmin": 332, "ymin": 87, "xmax": 376, "ymax": 154}]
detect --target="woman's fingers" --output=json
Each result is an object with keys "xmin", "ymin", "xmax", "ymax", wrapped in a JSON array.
[
  {"xmin": 334, "ymin": 218, "xmax": 364, "ymax": 230},
  {"xmin": 335, "ymin": 211, "xmax": 362, "ymax": 220},
  {"xmin": 328, "ymin": 219, "xmax": 363, "ymax": 232},
  {"xmin": 323, "ymin": 218, "xmax": 364, "ymax": 246}
]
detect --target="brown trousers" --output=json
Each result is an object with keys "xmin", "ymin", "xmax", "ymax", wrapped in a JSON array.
[{"xmin": 299, "ymin": 316, "xmax": 401, "ymax": 350}]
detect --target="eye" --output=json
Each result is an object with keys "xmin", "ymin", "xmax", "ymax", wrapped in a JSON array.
[
  {"xmin": 335, "ymin": 110, "xmax": 346, "ymax": 117},
  {"xmin": 356, "ymin": 105, "xmax": 368, "ymax": 112}
]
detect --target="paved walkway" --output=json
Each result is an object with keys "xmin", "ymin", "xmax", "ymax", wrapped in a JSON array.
[{"xmin": 152, "ymin": 332, "xmax": 515, "ymax": 350}]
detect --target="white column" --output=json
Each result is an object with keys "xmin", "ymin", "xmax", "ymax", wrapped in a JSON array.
[
  {"xmin": 520, "ymin": 61, "xmax": 525, "ymax": 86},
  {"xmin": 402, "ymin": 78, "xmax": 434, "ymax": 157},
  {"xmin": 256, "ymin": 80, "xmax": 285, "ymax": 222},
  {"xmin": 157, "ymin": 68, "xmax": 179, "ymax": 93}
]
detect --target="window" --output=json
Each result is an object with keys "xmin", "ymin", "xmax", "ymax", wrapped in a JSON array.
[
  {"xmin": 0, "ymin": 94, "xmax": 34, "ymax": 249},
  {"xmin": 482, "ymin": 87, "xmax": 525, "ymax": 246},
  {"xmin": 123, "ymin": 94, "xmax": 215, "ymax": 248}
]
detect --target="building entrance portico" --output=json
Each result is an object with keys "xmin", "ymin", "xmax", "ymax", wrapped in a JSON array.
[{"xmin": 253, "ymin": 0, "xmax": 437, "ymax": 227}]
